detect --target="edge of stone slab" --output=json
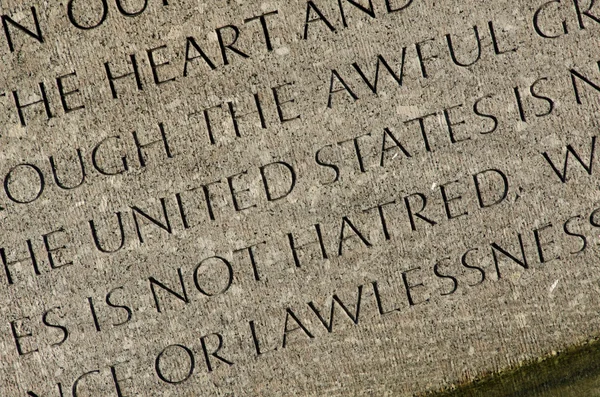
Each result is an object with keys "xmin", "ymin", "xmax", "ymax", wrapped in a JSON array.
[{"xmin": 418, "ymin": 335, "xmax": 600, "ymax": 397}]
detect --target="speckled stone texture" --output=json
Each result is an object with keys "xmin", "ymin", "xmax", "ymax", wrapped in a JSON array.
[{"xmin": 1, "ymin": 0, "xmax": 600, "ymax": 396}]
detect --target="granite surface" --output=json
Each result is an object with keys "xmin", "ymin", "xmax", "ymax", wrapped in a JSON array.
[{"xmin": 1, "ymin": 0, "xmax": 600, "ymax": 396}]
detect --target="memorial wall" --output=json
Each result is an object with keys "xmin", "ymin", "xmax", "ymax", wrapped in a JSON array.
[{"xmin": 1, "ymin": 0, "xmax": 600, "ymax": 395}]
